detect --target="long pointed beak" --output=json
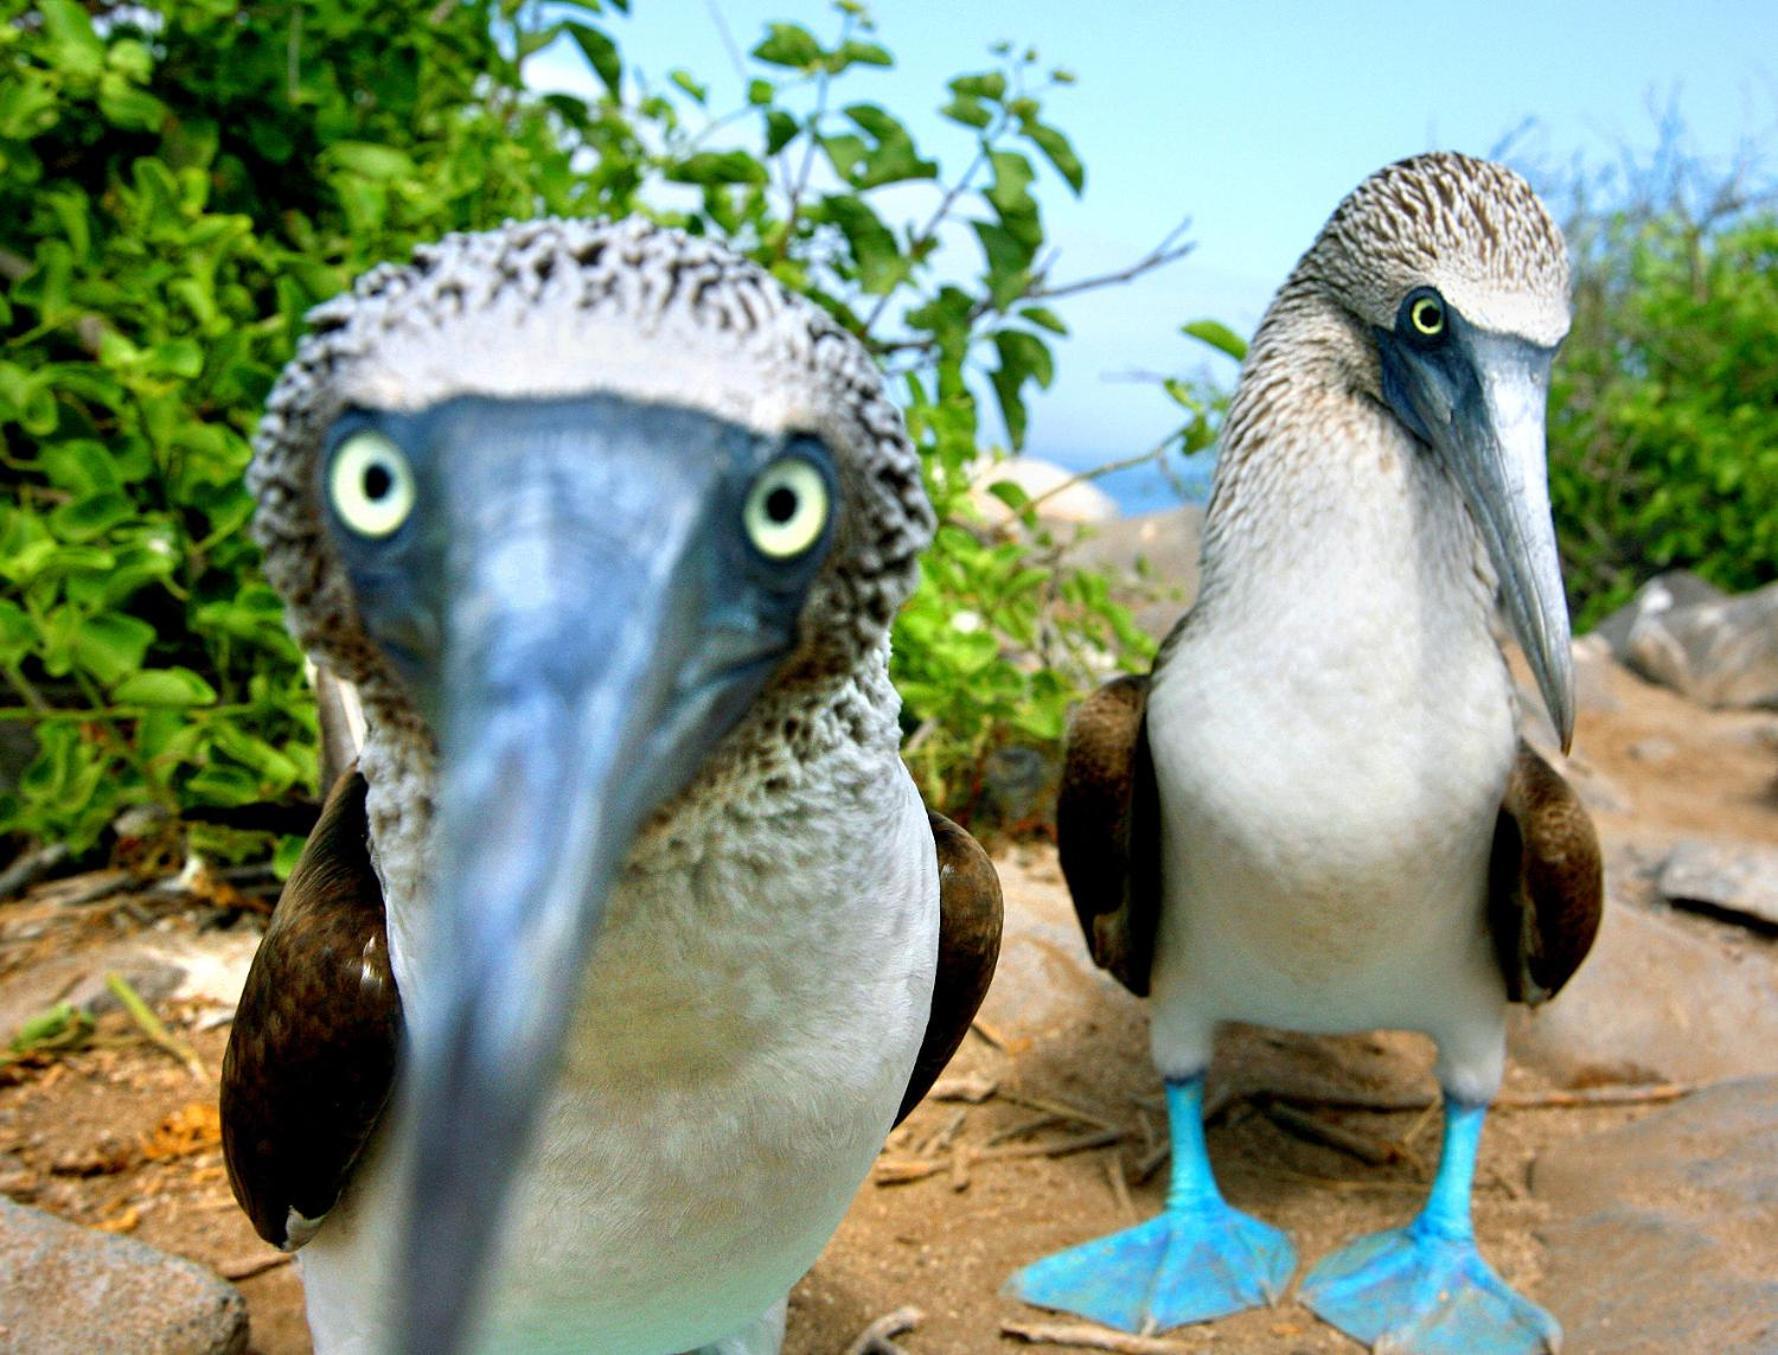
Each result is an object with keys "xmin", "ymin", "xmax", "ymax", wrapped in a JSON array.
[
  {"xmin": 390, "ymin": 419, "xmax": 783, "ymax": 1353},
  {"xmin": 1383, "ymin": 330, "xmax": 1575, "ymax": 752}
]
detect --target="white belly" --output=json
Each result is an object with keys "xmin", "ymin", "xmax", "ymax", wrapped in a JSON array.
[
  {"xmin": 1143, "ymin": 518, "xmax": 1520, "ymax": 1100},
  {"xmin": 300, "ymin": 770, "xmax": 939, "ymax": 1354}
]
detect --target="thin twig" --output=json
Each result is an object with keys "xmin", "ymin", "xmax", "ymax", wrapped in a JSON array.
[
  {"xmin": 843, "ymin": 1305, "xmax": 923, "ymax": 1355},
  {"xmin": 105, "ymin": 972, "xmax": 205, "ymax": 1081},
  {"xmin": 218, "ymin": 1252, "xmax": 294, "ymax": 1282},
  {"xmin": 998, "ymin": 1090, "xmax": 1118, "ymax": 1133},
  {"xmin": 1268, "ymin": 1081, "xmax": 1709, "ymax": 1114},
  {"xmin": 1025, "ymin": 216, "xmax": 1194, "ymax": 304},
  {"xmin": 1104, "ymin": 1150, "xmax": 1137, "ymax": 1225},
  {"xmin": 978, "ymin": 1126, "xmax": 1124, "ymax": 1161},
  {"xmin": 1259, "ymin": 1099, "xmax": 1400, "ymax": 1167},
  {"xmin": 1000, "ymin": 1318, "xmax": 1204, "ymax": 1354}
]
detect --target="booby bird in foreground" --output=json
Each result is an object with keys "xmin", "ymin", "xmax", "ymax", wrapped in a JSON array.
[
  {"xmin": 1009, "ymin": 154, "xmax": 1602, "ymax": 1353},
  {"xmin": 220, "ymin": 218, "xmax": 1001, "ymax": 1354}
]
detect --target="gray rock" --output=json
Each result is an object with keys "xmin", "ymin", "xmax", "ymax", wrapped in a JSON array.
[
  {"xmin": 1591, "ymin": 570, "xmax": 1727, "ymax": 660},
  {"xmin": 1509, "ymin": 899, "xmax": 1778, "ymax": 1085},
  {"xmin": 1619, "ymin": 577, "xmax": 1778, "ymax": 710},
  {"xmin": 0, "ymin": 1197, "xmax": 248, "ymax": 1354},
  {"xmin": 1533, "ymin": 1078, "xmax": 1778, "ymax": 1353},
  {"xmin": 1659, "ymin": 839, "xmax": 1778, "ymax": 933}
]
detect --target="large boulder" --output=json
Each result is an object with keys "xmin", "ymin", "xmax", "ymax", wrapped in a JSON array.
[
  {"xmin": 1532, "ymin": 1077, "xmax": 1778, "ymax": 1352},
  {"xmin": 1596, "ymin": 572, "xmax": 1778, "ymax": 710},
  {"xmin": 967, "ymin": 457, "xmax": 1119, "ymax": 525},
  {"xmin": 0, "ymin": 1198, "xmax": 249, "ymax": 1353},
  {"xmin": 1509, "ymin": 898, "xmax": 1778, "ymax": 1086},
  {"xmin": 1659, "ymin": 838, "xmax": 1778, "ymax": 933}
]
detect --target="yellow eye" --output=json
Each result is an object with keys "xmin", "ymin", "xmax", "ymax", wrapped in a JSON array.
[
  {"xmin": 743, "ymin": 458, "xmax": 830, "ymax": 560},
  {"xmin": 327, "ymin": 431, "xmax": 416, "ymax": 539},
  {"xmin": 1410, "ymin": 294, "xmax": 1446, "ymax": 338}
]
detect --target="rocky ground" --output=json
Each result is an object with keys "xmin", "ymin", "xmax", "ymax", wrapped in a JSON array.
[{"xmin": 1, "ymin": 515, "xmax": 1775, "ymax": 1353}]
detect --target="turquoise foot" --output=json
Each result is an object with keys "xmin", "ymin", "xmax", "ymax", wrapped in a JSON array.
[
  {"xmin": 1300, "ymin": 1221, "xmax": 1561, "ymax": 1354},
  {"xmin": 1007, "ymin": 1203, "xmax": 1297, "ymax": 1334}
]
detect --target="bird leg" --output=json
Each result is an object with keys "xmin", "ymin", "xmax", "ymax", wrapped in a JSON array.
[
  {"xmin": 1005, "ymin": 1074, "xmax": 1296, "ymax": 1334},
  {"xmin": 1299, "ymin": 1093, "xmax": 1561, "ymax": 1354}
]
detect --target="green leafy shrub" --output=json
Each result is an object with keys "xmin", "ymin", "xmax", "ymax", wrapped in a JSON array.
[
  {"xmin": 1545, "ymin": 185, "xmax": 1778, "ymax": 627},
  {"xmin": 2, "ymin": 0, "xmax": 1183, "ymax": 858}
]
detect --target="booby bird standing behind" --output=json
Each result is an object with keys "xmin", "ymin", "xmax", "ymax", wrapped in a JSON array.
[
  {"xmin": 220, "ymin": 218, "xmax": 1001, "ymax": 1354},
  {"xmin": 1009, "ymin": 154, "xmax": 1602, "ymax": 1353}
]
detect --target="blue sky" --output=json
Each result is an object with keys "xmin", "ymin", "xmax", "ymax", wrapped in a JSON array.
[{"xmin": 533, "ymin": 2, "xmax": 1777, "ymax": 507}]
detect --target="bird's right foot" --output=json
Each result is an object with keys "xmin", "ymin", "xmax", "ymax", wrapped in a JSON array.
[{"xmin": 1006, "ymin": 1199, "xmax": 1296, "ymax": 1334}]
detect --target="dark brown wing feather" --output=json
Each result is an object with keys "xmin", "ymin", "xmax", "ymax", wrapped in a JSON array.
[
  {"xmin": 1056, "ymin": 674, "xmax": 1162, "ymax": 997},
  {"xmin": 221, "ymin": 769, "xmax": 401, "ymax": 1249},
  {"xmin": 895, "ymin": 812, "xmax": 1003, "ymax": 1126},
  {"xmin": 1489, "ymin": 741, "xmax": 1604, "ymax": 1004}
]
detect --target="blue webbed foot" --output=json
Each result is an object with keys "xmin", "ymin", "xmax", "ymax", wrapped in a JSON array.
[
  {"xmin": 1008, "ymin": 1198, "xmax": 1296, "ymax": 1334},
  {"xmin": 1006, "ymin": 1075, "xmax": 1294, "ymax": 1334},
  {"xmin": 1300, "ymin": 1219, "xmax": 1560, "ymax": 1354}
]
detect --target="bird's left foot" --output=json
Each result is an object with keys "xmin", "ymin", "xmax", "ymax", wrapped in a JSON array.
[{"xmin": 1299, "ymin": 1221, "xmax": 1561, "ymax": 1354}]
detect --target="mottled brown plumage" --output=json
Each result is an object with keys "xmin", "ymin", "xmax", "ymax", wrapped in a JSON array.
[
  {"xmin": 896, "ymin": 813, "xmax": 1003, "ymax": 1124},
  {"xmin": 1055, "ymin": 675, "xmax": 1161, "ymax": 997},
  {"xmin": 222, "ymin": 781, "xmax": 997, "ymax": 1238},
  {"xmin": 221, "ymin": 769, "xmax": 399, "ymax": 1249},
  {"xmin": 1489, "ymin": 741, "xmax": 1604, "ymax": 1003},
  {"xmin": 1057, "ymin": 683, "xmax": 1603, "ymax": 1008}
]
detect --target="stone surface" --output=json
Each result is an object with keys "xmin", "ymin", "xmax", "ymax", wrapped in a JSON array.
[
  {"xmin": 975, "ymin": 849, "xmax": 1133, "ymax": 1043},
  {"xmin": 0, "ymin": 930, "xmax": 260, "ymax": 1045},
  {"xmin": 1592, "ymin": 570, "xmax": 1726, "ymax": 659},
  {"xmin": 1509, "ymin": 898, "xmax": 1778, "ymax": 1086},
  {"xmin": 1659, "ymin": 838, "xmax": 1778, "ymax": 932},
  {"xmin": 968, "ymin": 456, "xmax": 1120, "ymax": 525},
  {"xmin": 1533, "ymin": 1077, "xmax": 1778, "ymax": 1353},
  {"xmin": 1605, "ymin": 574, "xmax": 1778, "ymax": 710},
  {"xmin": 0, "ymin": 1197, "xmax": 248, "ymax": 1354}
]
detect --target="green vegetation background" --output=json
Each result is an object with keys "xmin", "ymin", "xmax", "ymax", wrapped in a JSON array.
[{"xmin": 2, "ymin": 0, "xmax": 1774, "ymax": 866}]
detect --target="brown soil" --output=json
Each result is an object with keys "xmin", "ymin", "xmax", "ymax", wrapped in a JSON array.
[{"xmin": 1, "ymin": 658, "xmax": 1773, "ymax": 1355}]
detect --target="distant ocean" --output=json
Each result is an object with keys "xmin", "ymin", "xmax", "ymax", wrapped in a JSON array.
[{"xmin": 1048, "ymin": 449, "xmax": 1217, "ymax": 517}]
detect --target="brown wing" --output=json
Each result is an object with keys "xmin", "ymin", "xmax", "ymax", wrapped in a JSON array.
[
  {"xmin": 1488, "ymin": 741, "xmax": 1604, "ymax": 1004},
  {"xmin": 1056, "ymin": 674, "xmax": 1162, "ymax": 997},
  {"xmin": 221, "ymin": 769, "xmax": 401, "ymax": 1249},
  {"xmin": 894, "ymin": 812, "xmax": 1003, "ymax": 1126}
]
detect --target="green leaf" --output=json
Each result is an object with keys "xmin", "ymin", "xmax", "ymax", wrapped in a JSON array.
[
  {"xmin": 669, "ymin": 70, "xmax": 707, "ymax": 104},
  {"xmin": 0, "ymin": 601, "xmax": 32, "ymax": 667},
  {"xmin": 39, "ymin": 0, "xmax": 104, "ymax": 79},
  {"xmin": 324, "ymin": 142, "xmax": 416, "ymax": 181},
  {"xmin": 765, "ymin": 110, "xmax": 799, "ymax": 156},
  {"xmin": 98, "ymin": 74, "xmax": 169, "ymax": 133},
  {"xmin": 1018, "ymin": 306, "xmax": 1068, "ymax": 335},
  {"xmin": 1024, "ymin": 120, "xmax": 1085, "ymax": 195},
  {"xmin": 949, "ymin": 73, "xmax": 1007, "ymax": 101},
  {"xmin": 112, "ymin": 667, "xmax": 220, "ymax": 708},
  {"xmin": 1181, "ymin": 319, "xmax": 1249, "ymax": 361},
  {"xmin": 72, "ymin": 614, "xmax": 154, "ymax": 686},
  {"xmin": 565, "ymin": 23, "xmax": 622, "ymax": 97},
  {"xmin": 751, "ymin": 22, "xmax": 823, "ymax": 70},
  {"xmin": 665, "ymin": 151, "xmax": 769, "ymax": 187},
  {"xmin": 939, "ymin": 94, "xmax": 992, "ymax": 130},
  {"xmin": 50, "ymin": 492, "xmax": 134, "ymax": 542},
  {"xmin": 823, "ymin": 196, "xmax": 907, "ymax": 295}
]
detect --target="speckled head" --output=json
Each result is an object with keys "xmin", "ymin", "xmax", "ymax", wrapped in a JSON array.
[
  {"xmin": 249, "ymin": 216, "xmax": 933, "ymax": 719},
  {"xmin": 247, "ymin": 218, "xmax": 937, "ymax": 1355},
  {"xmin": 1303, "ymin": 151, "xmax": 1571, "ymax": 346}
]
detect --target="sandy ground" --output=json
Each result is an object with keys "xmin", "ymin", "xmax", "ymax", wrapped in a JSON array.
[{"xmin": 1, "ymin": 655, "xmax": 1774, "ymax": 1354}]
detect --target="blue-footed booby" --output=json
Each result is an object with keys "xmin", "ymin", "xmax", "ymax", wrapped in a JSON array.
[
  {"xmin": 1008, "ymin": 154, "xmax": 1603, "ymax": 1353},
  {"xmin": 220, "ymin": 218, "xmax": 1002, "ymax": 1355}
]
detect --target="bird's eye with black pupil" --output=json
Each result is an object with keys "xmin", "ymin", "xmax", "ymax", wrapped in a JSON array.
[
  {"xmin": 743, "ymin": 457, "xmax": 829, "ymax": 560},
  {"xmin": 1405, "ymin": 289, "xmax": 1448, "ymax": 342},
  {"xmin": 328, "ymin": 431, "xmax": 416, "ymax": 539}
]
